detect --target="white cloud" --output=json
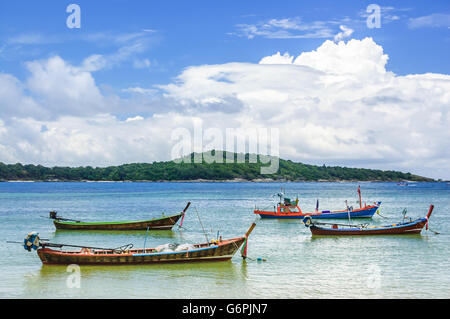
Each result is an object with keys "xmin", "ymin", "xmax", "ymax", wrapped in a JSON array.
[
  {"xmin": 0, "ymin": 114, "xmax": 211, "ymax": 167},
  {"xmin": 81, "ymin": 39, "xmax": 151, "ymax": 72},
  {"xmin": 259, "ymin": 52, "xmax": 294, "ymax": 64},
  {"xmin": 122, "ymin": 87, "xmax": 157, "ymax": 95},
  {"xmin": 293, "ymin": 38, "xmax": 389, "ymax": 77},
  {"xmin": 233, "ymin": 17, "xmax": 341, "ymax": 39},
  {"xmin": 1, "ymin": 38, "xmax": 449, "ymax": 179},
  {"xmin": 125, "ymin": 115, "xmax": 144, "ymax": 122},
  {"xmin": 133, "ymin": 58, "xmax": 151, "ymax": 69},
  {"xmin": 35, "ymin": 30, "xmax": 159, "ymax": 73},
  {"xmin": 81, "ymin": 30, "xmax": 157, "ymax": 46},
  {"xmin": 0, "ymin": 73, "xmax": 43, "ymax": 119},
  {"xmin": 158, "ymin": 38, "xmax": 450, "ymax": 178},
  {"xmin": 358, "ymin": 6, "xmax": 411, "ymax": 24},
  {"xmin": 408, "ymin": 13, "xmax": 450, "ymax": 29},
  {"xmin": 25, "ymin": 56, "xmax": 107, "ymax": 116},
  {"xmin": 333, "ymin": 25, "xmax": 354, "ymax": 42},
  {"xmin": 7, "ymin": 32, "xmax": 61, "ymax": 45}
]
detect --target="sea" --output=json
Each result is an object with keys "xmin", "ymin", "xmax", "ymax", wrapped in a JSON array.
[{"xmin": 0, "ymin": 181, "xmax": 449, "ymax": 299}]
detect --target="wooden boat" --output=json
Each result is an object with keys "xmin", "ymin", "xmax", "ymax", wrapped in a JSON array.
[
  {"xmin": 28, "ymin": 223, "xmax": 257, "ymax": 265},
  {"xmin": 50, "ymin": 202, "xmax": 190, "ymax": 230},
  {"xmin": 254, "ymin": 187, "xmax": 380, "ymax": 219},
  {"xmin": 303, "ymin": 205, "xmax": 434, "ymax": 236}
]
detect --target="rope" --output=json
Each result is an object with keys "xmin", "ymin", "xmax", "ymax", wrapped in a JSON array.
[
  {"xmin": 427, "ymin": 228, "xmax": 440, "ymax": 235},
  {"xmin": 194, "ymin": 206, "xmax": 209, "ymax": 243},
  {"xmin": 113, "ymin": 243, "xmax": 133, "ymax": 253},
  {"xmin": 376, "ymin": 210, "xmax": 389, "ymax": 219}
]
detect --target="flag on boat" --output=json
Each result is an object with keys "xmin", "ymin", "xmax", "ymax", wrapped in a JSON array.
[
  {"xmin": 179, "ymin": 212, "xmax": 186, "ymax": 227},
  {"xmin": 241, "ymin": 237, "xmax": 248, "ymax": 258}
]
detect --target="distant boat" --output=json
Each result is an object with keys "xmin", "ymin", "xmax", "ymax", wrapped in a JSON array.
[
  {"xmin": 254, "ymin": 186, "xmax": 380, "ymax": 219},
  {"xmin": 397, "ymin": 182, "xmax": 408, "ymax": 186},
  {"xmin": 303, "ymin": 205, "xmax": 434, "ymax": 236},
  {"xmin": 49, "ymin": 202, "xmax": 190, "ymax": 230}
]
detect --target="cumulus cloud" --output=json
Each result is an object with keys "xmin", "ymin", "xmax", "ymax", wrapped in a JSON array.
[
  {"xmin": 158, "ymin": 38, "xmax": 450, "ymax": 178},
  {"xmin": 293, "ymin": 38, "xmax": 389, "ymax": 76},
  {"xmin": 0, "ymin": 73, "xmax": 44, "ymax": 119},
  {"xmin": 259, "ymin": 52, "xmax": 294, "ymax": 64},
  {"xmin": 24, "ymin": 55, "xmax": 111, "ymax": 117},
  {"xmin": 0, "ymin": 38, "xmax": 449, "ymax": 179}
]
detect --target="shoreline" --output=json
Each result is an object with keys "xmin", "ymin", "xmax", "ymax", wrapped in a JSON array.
[{"xmin": 0, "ymin": 179, "xmax": 442, "ymax": 183}]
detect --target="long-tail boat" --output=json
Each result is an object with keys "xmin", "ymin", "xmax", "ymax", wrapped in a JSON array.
[
  {"xmin": 21, "ymin": 223, "xmax": 257, "ymax": 265},
  {"xmin": 50, "ymin": 202, "xmax": 190, "ymax": 230},
  {"xmin": 302, "ymin": 205, "xmax": 434, "ymax": 236},
  {"xmin": 254, "ymin": 186, "xmax": 380, "ymax": 219}
]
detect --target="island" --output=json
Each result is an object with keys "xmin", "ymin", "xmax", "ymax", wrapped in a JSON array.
[{"xmin": 0, "ymin": 151, "xmax": 434, "ymax": 182}]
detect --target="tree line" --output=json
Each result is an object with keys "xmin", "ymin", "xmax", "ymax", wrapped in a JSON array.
[{"xmin": 0, "ymin": 152, "xmax": 434, "ymax": 182}]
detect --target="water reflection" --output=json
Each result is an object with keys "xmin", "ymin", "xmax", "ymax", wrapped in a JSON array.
[
  {"xmin": 22, "ymin": 258, "xmax": 249, "ymax": 298},
  {"xmin": 53, "ymin": 229, "xmax": 177, "ymax": 238},
  {"xmin": 309, "ymin": 233, "xmax": 425, "ymax": 241}
]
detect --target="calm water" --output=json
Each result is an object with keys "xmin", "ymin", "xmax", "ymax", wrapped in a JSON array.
[{"xmin": 0, "ymin": 182, "xmax": 449, "ymax": 299}]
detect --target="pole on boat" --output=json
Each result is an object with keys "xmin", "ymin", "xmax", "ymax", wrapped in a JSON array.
[
  {"xmin": 241, "ymin": 222, "xmax": 257, "ymax": 259},
  {"xmin": 358, "ymin": 185, "xmax": 362, "ymax": 209},
  {"xmin": 401, "ymin": 208, "xmax": 408, "ymax": 223},
  {"xmin": 143, "ymin": 226, "xmax": 150, "ymax": 252},
  {"xmin": 245, "ymin": 222, "xmax": 257, "ymax": 238},
  {"xmin": 423, "ymin": 204, "xmax": 439, "ymax": 234},
  {"xmin": 179, "ymin": 202, "xmax": 191, "ymax": 228},
  {"xmin": 40, "ymin": 241, "xmax": 133, "ymax": 252},
  {"xmin": 426, "ymin": 204, "xmax": 434, "ymax": 230},
  {"xmin": 346, "ymin": 200, "xmax": 351, "ymax": 227},
  {"xmin": 194, "ymin": 206, "xmax": 209, "ymax": 243}
]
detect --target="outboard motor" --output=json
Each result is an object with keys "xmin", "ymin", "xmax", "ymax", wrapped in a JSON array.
[{"xmin": 24, "ymin": 232, "xmax": 40, "ymax": 251}]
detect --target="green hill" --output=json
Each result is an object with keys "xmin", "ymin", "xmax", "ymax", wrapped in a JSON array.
[{"xmin": 0, "ymin": 151, "xmax": 434, "ymax": 182}]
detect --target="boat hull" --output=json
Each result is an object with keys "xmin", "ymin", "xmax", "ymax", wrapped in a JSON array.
[
  {"xmin": 37, "ymin": 237, "xmax": 246, "ymax": 265},
  {"xmin": 53, "ymin": 213, "xmax": 183, "ymax": 230},
  {"xmin": 310, "ymin": 218, "xmax": 428, "ymax": 236},
  {"xmin": 255, "ymin": 205, "xmax": 379, "ymax": 219}
]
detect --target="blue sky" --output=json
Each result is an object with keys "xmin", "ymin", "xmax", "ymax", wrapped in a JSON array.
[
  {"xmin": 0, "ymin": 1, "xmax": 449, "ymax": 179},
  {"xmin": 1, "ymin": 0, "xmax": 449, "ymax": 88}
]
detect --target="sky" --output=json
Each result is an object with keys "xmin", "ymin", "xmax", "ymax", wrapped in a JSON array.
[{"xmin": 0, "ymin": 0, "xmax": 449, "ymax": 179}]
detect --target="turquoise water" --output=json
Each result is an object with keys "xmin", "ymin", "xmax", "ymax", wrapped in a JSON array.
[{"xmin": 0, "ymin": 182, "xmax": 449, "ymax": 298}]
